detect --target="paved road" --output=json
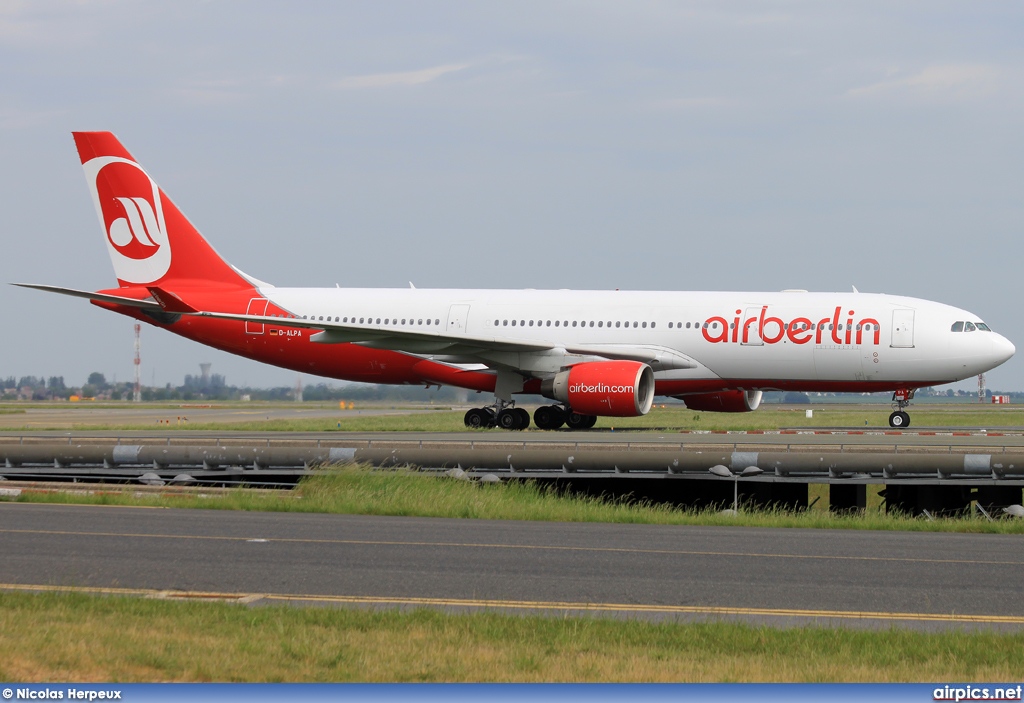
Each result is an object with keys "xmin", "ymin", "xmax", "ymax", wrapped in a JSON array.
[{"xmin": 2, "ymin": 502, "xmax": 1022, "ymax": 630}]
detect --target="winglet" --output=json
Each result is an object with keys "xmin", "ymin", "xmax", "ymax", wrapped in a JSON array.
[{"xmin": 147, "ymin": 287, "xmax": 199, "ymax": 314}]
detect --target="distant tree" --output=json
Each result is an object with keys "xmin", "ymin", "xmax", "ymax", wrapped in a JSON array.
[
  {"xmin": 87, "ymin": 372, "xmax": 108, "ymax": 389},
  {"xmin": 48, "ymin": 376, "xmax": 66, "ymax": 392}
]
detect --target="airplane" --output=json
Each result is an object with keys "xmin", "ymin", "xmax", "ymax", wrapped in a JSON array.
[{"xmin": 14, "ymin": 131, "xmax": 1016, "ymax": 430}]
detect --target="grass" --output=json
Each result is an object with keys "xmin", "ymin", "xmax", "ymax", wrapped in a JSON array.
[
  {"xmin": 11, "ymin": 467, "xmax": 1024, "ymax": 533},
  {"xmin": 0, "ymin": 590, "xmax": 1021, "ymax": 682}
]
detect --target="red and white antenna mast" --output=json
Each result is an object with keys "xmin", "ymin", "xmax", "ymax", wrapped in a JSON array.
[{"xmin": 133, "ymin": 323, "xmax": 142, "ymax": 403}]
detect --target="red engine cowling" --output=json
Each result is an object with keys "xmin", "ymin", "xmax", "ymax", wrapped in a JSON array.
[
  {"xmin": 680, "ymin": 390, "xmax": 763, "ymax": 413},
  {"xmin": 541, "ymin": 360, "xmax": 655, "ymax": 417}
]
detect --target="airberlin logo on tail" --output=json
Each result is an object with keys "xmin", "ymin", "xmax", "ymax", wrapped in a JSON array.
[
  {"xmin": 702, "ymin": 306, "xmax": 881, "ymax": 346},
  {"xmin": 83, "ymin": 156, "xmax": 171, "ymax": 284},
  {"xmin": 108, "ymin": 196, "xmax": 161, "ymax": 256}
]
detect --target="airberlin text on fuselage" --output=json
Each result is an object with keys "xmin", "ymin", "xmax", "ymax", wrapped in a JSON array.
[{"xmin": 702, "ymin": 306, "xmax": 882, "ymax": 346}]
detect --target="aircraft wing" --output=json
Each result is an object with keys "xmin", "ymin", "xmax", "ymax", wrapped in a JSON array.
[
  {"xmin": 187, "ymin": 309, "xmax": 556, "ymax": 354},
  {"xmin": 190, "ymin": 310, "xmax": 697, "ymax": 369}
]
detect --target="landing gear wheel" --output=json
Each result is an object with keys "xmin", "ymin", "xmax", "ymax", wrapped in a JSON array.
[
  {"xmin": 565, "ymin": 412, "xmax": 597, "ymax": 430},
  {"xmin": 888, "ymin": 411, "xmax": 910, "ymax": 429},
  {"xmin": 533, "ymin": 405, "xmax": 566, "ymax": 430},
  {"xmin": 515, "ymin": 408, "xmax": 531, "ymax": 429},
  {"xmin": 464, "ymin": 408, "xmax": 489, "ymax": 428},
  {"xmin": 497, "ymin": 408, "xmax": 524, "ymax": 430}
]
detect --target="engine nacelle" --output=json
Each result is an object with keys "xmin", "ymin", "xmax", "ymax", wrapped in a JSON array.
[
  {"xmin": 541, "ymin": 360, "xmax": 655, "ymax": 417},
  {"xmin": 680, "ymin": 390, "xmax": 763, "ymax": 413}
]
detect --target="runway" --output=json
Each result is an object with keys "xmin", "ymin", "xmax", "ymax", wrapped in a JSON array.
[
  {"xmin": 2, "ymin": 502, "xmax": 1022, "ymax": 631},
  {"xmin": 0, "ymin": 404, "xmax": 437, "ymax": 429}
]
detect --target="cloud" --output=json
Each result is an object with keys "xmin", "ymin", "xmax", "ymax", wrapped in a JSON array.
[
  {"xmin": 332, "ymin": 63, "xmax": 470, "ymax": 90},
  {"xmin": 846, "ymin": 63, "xmax": 1000, "ymax": 102}
]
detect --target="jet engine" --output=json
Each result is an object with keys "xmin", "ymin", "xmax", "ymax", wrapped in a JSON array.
[
  {"xmin": 540, "ymin": 360, "xmax": 655, "ymax": 417},
  {"xmin": 679, "ymin": 390, "xmax": 763, "ymax": 413}
]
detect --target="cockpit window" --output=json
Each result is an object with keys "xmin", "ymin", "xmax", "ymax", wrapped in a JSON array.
[
  {"xmin": 951, "ymin": 321, "xmax": 964, "ymax": 332},
  {"xmin": 965, "ymin": 322, "xmax": 977, "ymax": 332},
  {"xmin": 977, "ymin": 323, "xmax": 992, "ymax": 331}
]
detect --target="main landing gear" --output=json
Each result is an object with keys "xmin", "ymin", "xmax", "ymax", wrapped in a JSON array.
[
  {"xmin": 532, "ymin": 405, "xmax": 597, "ymax": 430},
  {"xmin": 888, "ymin": 388, "xmax": 915, "ymax": 428},
  {"xmin": 464, "ymin": 405, "xmax": 530, "ymax": 430},
  {"xmin": 463, "ymin": 370, "xmax": 598, "ymax": 431},
  {"xmin": 463, "ymin": 403, "xmax": 598, "ymax": 431}
]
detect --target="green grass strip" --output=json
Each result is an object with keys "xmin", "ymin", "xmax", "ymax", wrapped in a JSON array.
[
  {"xmin": 10, "ymin": 468, "xmax": 1024, "ymax": 533},
  {"xmin": 0, "ymin": 590, "xmax": 1020, "ymax": 682}
]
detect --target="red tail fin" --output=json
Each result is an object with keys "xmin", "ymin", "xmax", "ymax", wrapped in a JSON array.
[{"xmin": 73, "ymin": 132, "xmax": 250, "ymax": 289}]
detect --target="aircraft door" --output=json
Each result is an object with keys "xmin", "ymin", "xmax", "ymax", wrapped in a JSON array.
[
  {"xmin": 891, "ymin": 309, "xmax": 915, "ymax": 348},
  {"xmin": 447, "ymin": 304, "xmax": 470, "ymax": 334},
  {"xmin": 740, "ymin": 307, "xmax": 763, "ymax": 345},
  {"xmin": 245, "ymin": 298, "xmax": 269, "ymax": 334}
]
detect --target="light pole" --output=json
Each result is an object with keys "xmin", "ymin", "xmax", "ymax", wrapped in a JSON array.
[{"xmin": 709, "ymin": 465, "xmax": 764, "ymax": 513}]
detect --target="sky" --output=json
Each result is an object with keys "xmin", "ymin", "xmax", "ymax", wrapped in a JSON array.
[{"xmin": 1, "ymin": 1, "xmax": 1022, "ymax": 391}]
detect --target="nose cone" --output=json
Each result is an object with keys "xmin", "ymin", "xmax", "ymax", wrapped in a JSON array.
[{"xmin": 990, "ymin": 333, "xmax": 1016, "ymax": 368}]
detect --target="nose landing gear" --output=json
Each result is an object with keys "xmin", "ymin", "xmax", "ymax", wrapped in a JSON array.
[{"xmin": 888, "ymin": 388, "xmax": 915, "ymax": 428}]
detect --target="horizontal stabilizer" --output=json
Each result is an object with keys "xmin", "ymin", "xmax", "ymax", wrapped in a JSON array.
[{"xmin": 11, "ymin": 283, "xmax": 163, "ymax": 312}]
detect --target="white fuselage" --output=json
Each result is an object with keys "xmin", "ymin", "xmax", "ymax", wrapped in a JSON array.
[{"xmin": 257, "ymin": 287, "xmax": 1014, "ymax": 390}]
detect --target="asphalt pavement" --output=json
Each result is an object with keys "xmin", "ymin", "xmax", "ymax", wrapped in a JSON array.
[{"xmin": 1, "ymin": 502, "xmax": 1021, "ymax": 630}]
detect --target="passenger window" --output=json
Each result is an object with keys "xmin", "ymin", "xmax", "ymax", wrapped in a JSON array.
[
  {"xmin": 572, "ymin": 321, "xmax": 577, "ymax": 327},
  {"xmin": 651, "ymin": 322, "xmax": 656, "ymax": 329},
  {"xmin": 554, "ymin": 321, "xmax": 560, "ymax": 327},
  {"xmin": 642, "ymin": 322, "xmax": 647, "ymax": 328},
  {"xmin": 668, "ymin": 322, "xmax": 673, "ymax": 329}
]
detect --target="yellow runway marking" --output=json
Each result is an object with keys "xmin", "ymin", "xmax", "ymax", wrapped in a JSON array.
[
  {"xmin": 1, "ymin": 526, "xmax": 1022, "ymax": 567},
  {"xmin": 0, "ymin": 582, "xmax": 1021, "ymax": 625}
]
